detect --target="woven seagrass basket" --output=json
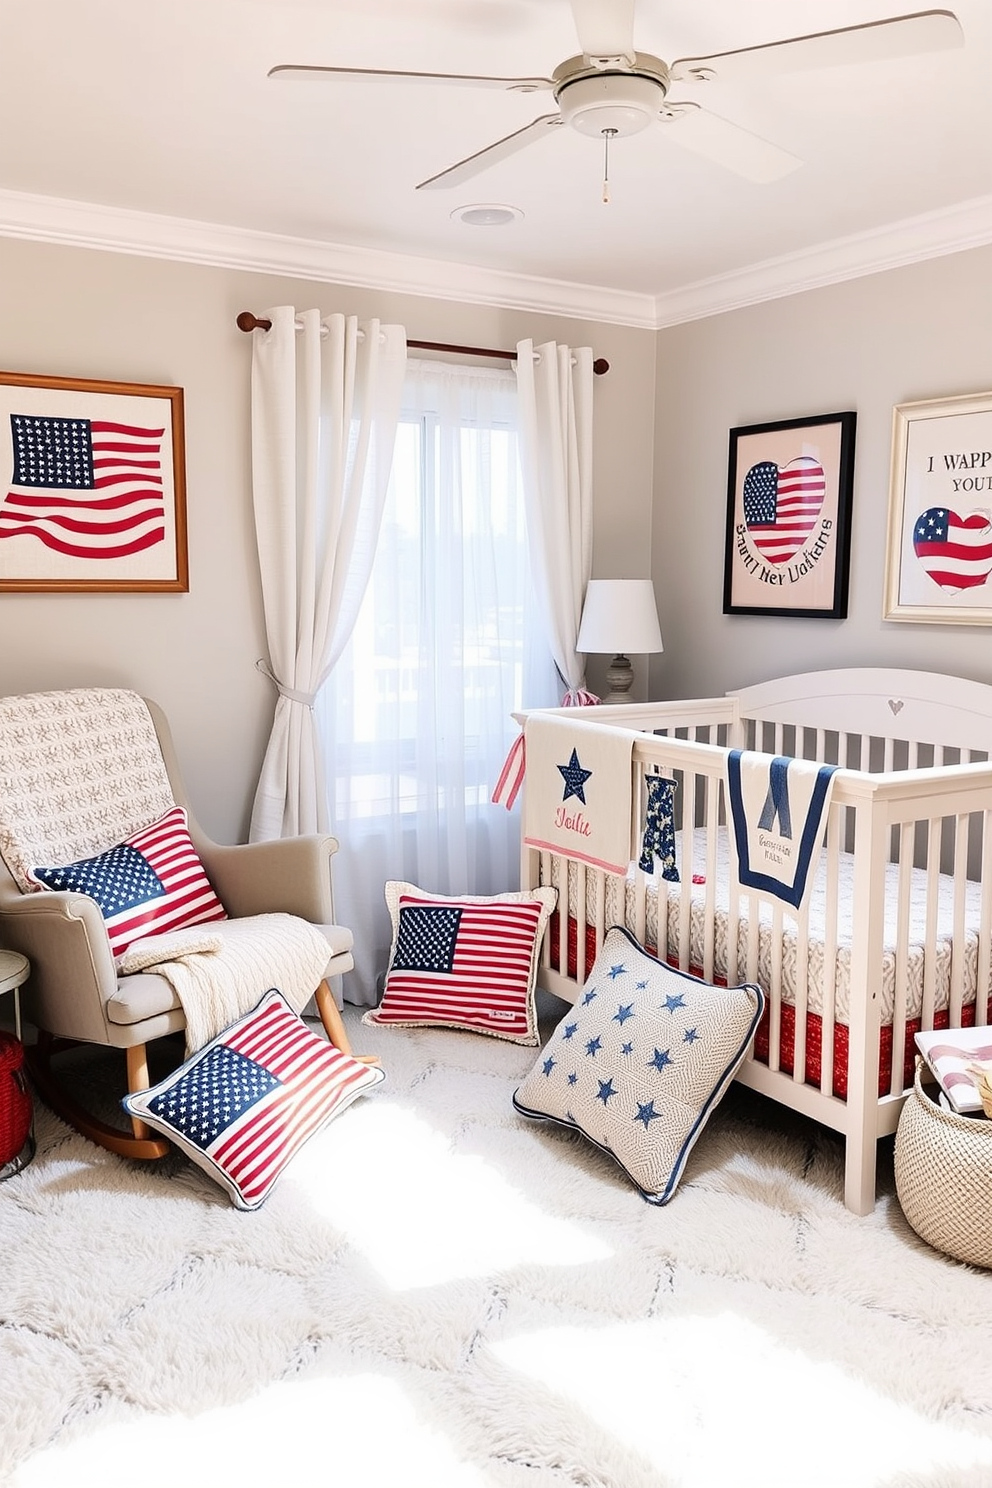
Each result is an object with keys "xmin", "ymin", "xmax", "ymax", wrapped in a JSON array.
[{"xmin": 895, "ymin": 1060, "xmax": 992, "ymax": 1269}]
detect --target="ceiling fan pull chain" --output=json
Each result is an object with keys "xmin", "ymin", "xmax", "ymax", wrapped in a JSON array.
[{"xmin": 602, "ymin": 126, "xmax": 617, "ymax": 203}]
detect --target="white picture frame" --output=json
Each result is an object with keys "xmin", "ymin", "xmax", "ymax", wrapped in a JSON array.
[{"xmin": 884, "ymin": 390, "xmax": 992, "ymax": 624}]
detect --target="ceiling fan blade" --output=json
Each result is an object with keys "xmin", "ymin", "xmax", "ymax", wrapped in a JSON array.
[
  {"xmin": 568, "ymin": 0, "xmax": 636, "ymax": 63},
  {"xmin": 662, "ymin": 106, "xmax": 802, "ymax": 183},
  {"xmin": 671, "ymin": 9, "xmax": 964, "ymax": 83},
  {"xmin": 417, "ymin": 115, "xmax": 562, "ymax": 190},
  {"xmin": 268, "ymin": 64, "xmax": 554, "ymax": 92}
]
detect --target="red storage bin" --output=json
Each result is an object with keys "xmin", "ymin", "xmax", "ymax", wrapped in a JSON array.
[{"xmin": 0, "ymin": 1033, "xmax": 32, "ymax": 1166}]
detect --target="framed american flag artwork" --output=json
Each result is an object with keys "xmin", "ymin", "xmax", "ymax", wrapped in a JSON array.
[
  {"xmin": 723, "ymin": 410, "xmax": 856, "ymax": 620},
  {"xmin": 0, "ymin": 370, "xmax": 187, "ymax": 592},
  {"xmin": 884, "ymin": 390, "xmax": 992, "ymax": 624}
]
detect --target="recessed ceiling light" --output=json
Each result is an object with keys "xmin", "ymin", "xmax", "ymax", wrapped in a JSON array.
[{"xmin": 451, "ymin": 204, "xmax": 523, "ymax": 227}]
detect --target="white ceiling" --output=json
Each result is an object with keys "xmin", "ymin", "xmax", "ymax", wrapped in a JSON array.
[{"xmin": 3, "ymin": 0, "xmax": 992, "ymax": 326}]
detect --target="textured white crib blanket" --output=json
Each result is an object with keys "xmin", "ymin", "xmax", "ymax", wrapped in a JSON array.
[{"xmin": 118, "ymin": 913, "xmax": 333, "ymax": 1051}]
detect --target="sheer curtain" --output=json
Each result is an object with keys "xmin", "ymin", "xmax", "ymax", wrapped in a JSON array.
[
  {"xmin": 316, "ymin": 358, "xmax": 558, "ymax": 1003},
  {"xmin": 248, "ymin": 305, "xmax": 407, "ymax": 841},
  {"xmin": 515, "ymin": 338, "xmax": 595, "ymax": 704}
]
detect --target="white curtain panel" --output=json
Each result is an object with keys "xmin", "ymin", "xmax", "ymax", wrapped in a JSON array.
[
  {"xmin": 248, "ymin": 305, "xmax": 406, "ymax": 841},
  {"xmin": 316, "ymin": 358, "xmax": 558, "ymax": 1002},
  {"xmin": 515, "ymin": 338, "xmax": 595, "ymax": 703}
]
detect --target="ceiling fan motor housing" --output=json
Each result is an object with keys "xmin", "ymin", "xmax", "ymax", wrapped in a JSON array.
[{"xmin": 555, "ymin": 63, "xmax": 669, "ymax": 138}]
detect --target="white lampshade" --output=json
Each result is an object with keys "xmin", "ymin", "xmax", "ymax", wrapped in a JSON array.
[
  {"xmin": 577, "ymin": 578, "xmax": 663, "ymax": 704},
  {"xmin": 577, "ymin": 578, "xmax": 664, "ymax": 656}
]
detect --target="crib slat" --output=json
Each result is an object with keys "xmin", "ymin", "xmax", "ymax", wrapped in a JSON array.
[
  {"xmin": 575, "ymin": 861, "xmax": 589, "ymax": 986},
  {"xmin": 950, "ymin": 813, "xmax": 968, "ymax": 1028},
  {"xmin": 701, "ymin": 774, "xmax": 719, "ymax": 982},
  {"xmin": 768, "ymin": 901, "xmax": 784, "ymax": 1074},
  {"xmin": 677, "ymin": 786, "xmax": 695, "ymax": 973},
  {"xmin": 890, "ymin": 823, "xmax": 913, "ymax": 1097},
  {"xmin": 725, "ymin": 772, "xmax": 742, "ymax": 990},
  {"xmin": 979, "ymin": 810, "xmax": 992, "ymax": 1026},
  {"xmin": 548, "ymin": 851, "xmax": 563, "ymax": 975},
  {"xmin": 793, "ymin": 913, "xmax": 810, "ymax": 1087},
  {"xmin": 820, "ymin": 803, "xmax": 841, "ymax": 1098},
  {"xmin": 921, "ymin": 818, "xmax": 941, "ymax": 1030}
]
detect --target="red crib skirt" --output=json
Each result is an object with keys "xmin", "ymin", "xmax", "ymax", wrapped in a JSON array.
[{"xmin": 547, "ymin": 911, "xmax": 987, "ymax": 1101}]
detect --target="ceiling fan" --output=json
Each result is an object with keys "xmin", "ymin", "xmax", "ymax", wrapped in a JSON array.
[{"xmin": 268, "ymin": 2, "xmax": 963, "ymax": 192}]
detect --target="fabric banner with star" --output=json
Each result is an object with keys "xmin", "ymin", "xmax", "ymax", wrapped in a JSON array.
[{"xmin": 521, "ymin": 713, "xmax": 639, "ymax": 875}]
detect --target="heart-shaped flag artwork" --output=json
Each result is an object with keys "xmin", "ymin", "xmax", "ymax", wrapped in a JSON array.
[
  {"xmin": 912, "ymin": 506, "xmax": 992, "ymax": 593},
  {"xmin": 743, "ymin": 456, "xmax": 826, "ymax": 566}
]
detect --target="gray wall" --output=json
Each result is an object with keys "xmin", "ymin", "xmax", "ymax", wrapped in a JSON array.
[
  {"xmin": 650, "ymin": 243, "xmax": 992, "ymax": 702},
  {"xmin": 0, "ymin": 236, "xmax": 657, "ymax": 842},
  {"xmin": 9, "ymin": 229, "xmax": 988, "ymax": 842}
]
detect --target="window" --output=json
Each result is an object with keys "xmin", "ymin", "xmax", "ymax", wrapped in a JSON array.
[{"xmin": 316, "ymin": 358, "xmax": 557, "ymax": 1000}]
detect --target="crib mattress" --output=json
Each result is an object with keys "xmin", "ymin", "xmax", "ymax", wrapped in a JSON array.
[{"xmin": 558, "ymin": 827, "xmax": 987, "ymax": 1028}]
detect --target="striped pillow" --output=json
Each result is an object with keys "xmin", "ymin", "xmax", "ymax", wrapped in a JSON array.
[
  {"xmin": 364, "ymin": 882, "xmax": 557, "ymax": 1045},
  {"xmin": 29, "ymin": 805, "xmax": 227, "ymax": 959},
  {"xmin": 124, "ymin": 988, "xmax": 385, "ymax": 1209}
]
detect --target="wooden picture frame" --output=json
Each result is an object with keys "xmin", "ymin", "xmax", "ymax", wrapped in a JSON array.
[
  {"xmin": 0, "ymin": 370, "xmax": 188, "ymax": 593},
  {"xmin": 883, "ymin": 389, "xmax": 992, "ymax": 624},
  {"xmin": 723, "ymin": 410, "xmax": 856, "ymax": 619}
]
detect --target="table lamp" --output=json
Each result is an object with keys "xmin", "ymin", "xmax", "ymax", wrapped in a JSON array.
[{"xmin": 576, "ymin": 578, "xmax": 664, "ymax": 704}]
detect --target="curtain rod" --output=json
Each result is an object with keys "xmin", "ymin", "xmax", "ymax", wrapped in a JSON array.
[{"xmin": 235, "ymin": 311, "xmax": 609, "ymax": 375}]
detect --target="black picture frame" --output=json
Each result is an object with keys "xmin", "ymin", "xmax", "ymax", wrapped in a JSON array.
[{"xmin": 723, "ymin": 410, "xmax": 856, "ymax": 619}]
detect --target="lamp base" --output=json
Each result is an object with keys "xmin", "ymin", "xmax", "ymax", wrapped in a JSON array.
[{"xmin": 602, "ymin": 653, "xmax": 634, "ymax": 705}]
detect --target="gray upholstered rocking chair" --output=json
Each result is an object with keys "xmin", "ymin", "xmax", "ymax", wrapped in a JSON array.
[{"xmin": 0, "ymin": 686, "xmax": 360, "ymax": 1160}]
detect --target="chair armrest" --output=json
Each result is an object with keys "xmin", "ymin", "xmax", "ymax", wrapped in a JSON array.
[
  {"xmin": 191, "ymin": 833, "xmax": 342, "ymax": 923},
  {"xmin": 0, "ymin": 879, "xmax": 119, "ymax": 1044}
]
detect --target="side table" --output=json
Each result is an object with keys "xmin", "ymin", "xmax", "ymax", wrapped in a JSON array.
[{"xmin": 0, "ymin": 949, "xmax": 34, "ymax": 1180}]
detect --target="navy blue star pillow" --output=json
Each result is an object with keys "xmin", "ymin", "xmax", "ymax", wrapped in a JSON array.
[{"xmin": 512, "ymin": 926, "xmax": 764, "ymax": 1204}]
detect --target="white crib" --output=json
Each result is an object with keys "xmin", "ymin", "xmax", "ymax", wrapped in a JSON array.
[{"xmin": 518, "ymin": 668, "xmax": 992, "ymax": 1215}]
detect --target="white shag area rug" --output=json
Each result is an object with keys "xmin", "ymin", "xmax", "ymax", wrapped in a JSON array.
[{"xmin": 3, "ymin": 1000, "xmax": 992, "ymax": 1488}]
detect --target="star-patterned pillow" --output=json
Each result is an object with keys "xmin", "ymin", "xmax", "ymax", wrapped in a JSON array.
[
  {"xmin": 363, "ymin": 882, "xmax": 557, "ymax": 1044},
  {"xmin": 123, "ymin": 988, "xmax": 385, "ymax": 1210},
  {"xmin": 512, "ymin": 925, "xmax": 765, "ymax": 1203}
]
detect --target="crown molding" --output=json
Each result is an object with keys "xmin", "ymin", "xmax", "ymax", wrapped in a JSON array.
[
  {"xmin": 0, "ymin": 187, "xmax": 657, "ymax": 329},
  {"xmin": 0, "ymin": 185, "xmax": 990, "ymax": 333},
  {"xmin": 652, "ymin": 193, "xmax": 992, "ymax": 327}
]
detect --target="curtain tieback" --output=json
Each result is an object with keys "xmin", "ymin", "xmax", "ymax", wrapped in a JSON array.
[{"xmin": 255, "ymin": 659, "xmax": 316, "ymax": 708}]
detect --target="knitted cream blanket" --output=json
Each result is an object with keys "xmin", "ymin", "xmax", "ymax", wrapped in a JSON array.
[{"xmin": 118, "ymin": 913, "xmax": 333, "ymax": 1052}]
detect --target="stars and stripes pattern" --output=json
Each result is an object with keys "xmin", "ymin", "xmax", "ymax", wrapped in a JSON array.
[
  {"xmin": 912, "ymin": 506, "xmax": 992, "ymax": 592},
  {"xmin": 30, "ymin": 805, "xmax": 227, "ymax": 958},
  {"xmin": 513, "ymin": 926, "xmax": 764, "ymax": 1203},
  {"xmin": 0, "ymin": 414, "xmax": 167, "ymax": 560},
  {"xmin": 124, "ymin": 988, "xmax": 385, "ymax": 1209},
  {"xmin": 743, "ymin": 455, "xmax": 826, "ymax": 565},
  {"xmin": 371, "ymin": 888, "xmax": 550, "ymax": 1040}
]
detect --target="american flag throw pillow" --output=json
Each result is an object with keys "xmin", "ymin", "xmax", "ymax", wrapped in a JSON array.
[
  {"xmin": 123, "ymin": 988, "xmax": 385, "ymax": 1210},
  {"xmin": 29, "ymin": 805, "xmax": 227, "ymax": 959},
  {"xmin": 364, "ymin": 881, "xmax": 557, "ymax": 1045}
]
